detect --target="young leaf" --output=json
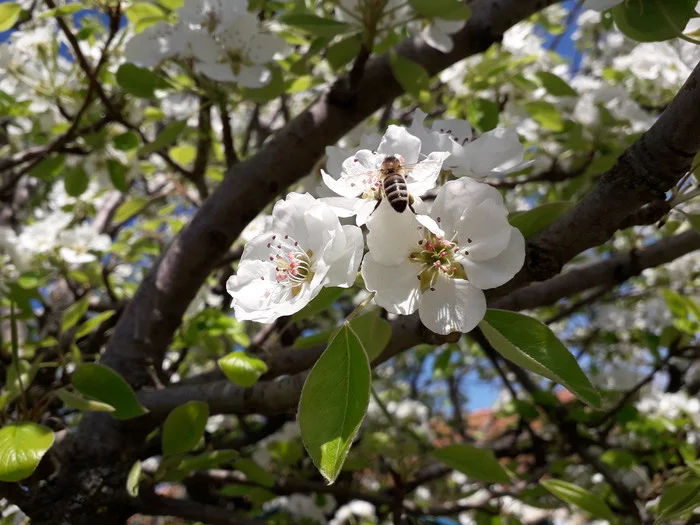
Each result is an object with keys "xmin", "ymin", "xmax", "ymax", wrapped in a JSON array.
[
  {"xmin": 540, "ymin": 479, "xmax": 615, "ymax": 521},
  {"xmin": 140, "ymin": 120, "xmax": 187, "ymax": 155},
  {"xmin": 524, "ymin": 101, "xmax": 565, "ymax": 132},
  {"xmin": 63, "ymin": 165, "xmax": 89, "ymax": 197},
  {"xmin": 612, "ymin": 0, "xmax": 696, "ymax": 42},
  {"xmin": 326, "ymin": 35, "xmax": 362, "ymax": 70},
  {"xmin": 686, "ymin": 213, "xmax": 700, "ymax": 232},
  {"xmin": 348, "ymin": 313, "xmax": 392, "ymax": 362},
  {"xmin": 535, "ymin": 71, "xmax": 578, "ymax": 97},
  {"xmin": 509, "ymin": 202, "xmax": 573, "ymax": 239},
  {"xmin": 0, "ymin": 3, "xmax": 22, "ymax": 32},
  {"xmin": 72, "ymin": 364, "xmax": 148, "ymax": 419},
  {"xmin": 162, "ymin": 401, "xmax": 209, "ymax": 456},
  {"xmin": 61, "ymin": 298, "xmax": 90, "ymax": 332},
  {"xmin": 234, "ymin": 458, "xmax": 275, "ymax": 487},
  {"xmin": 293, "ymin": 287, "xmax": 344, "ymax": 321},
  {"xmin": 432, "ymin": 443, "xmax": 510, "ymax": 484},
  {"xmin": 113, "ymin": 197, "xmax": 149, "ymax": 224},
  {"xmin": 298, "ymin": 323, "xmax": 371, "ymax": 483},
  {"xmin": 0, "ymin": 423, "xmax": 55, "ymax": 482},
  {"xmin": 655, "ymin": 481, "xmax": 700, "ymax": 523},
  {"xmin": 116, "ymin": 63, "xmax": 169, "ymax": 99},
  {"xmin": 126, "ymin": 461, "xmax": 142, "ymax": 497},
  {"xmin": 74, "ymin": 310, "xmax": 116, "ymax": 339},
  {"xmin": 218, "ymin": 352, "xmax": 268, "ymax": 387},
  {"xmin": 281, "ymin": 14, "xmax": 349, "ymax": 38},
  {"xmin": 389, "ymin": 53, "xmax": 430, "ymax": 98},
  {"xmin": 480, "ymin": 310, "xmax": 600, "ymax": 408},
  {"xmin": 56, "ymin": 388, "xmax": 116, "ymax": 413}
]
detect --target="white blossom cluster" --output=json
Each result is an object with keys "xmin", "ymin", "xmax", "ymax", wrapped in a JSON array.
[
  {"xmin": 125, "ymin": 0, "xmax": 288, "ymax": 87},
  {"xmin": 227, "ymin": 117, "xmax": 527, "ymax": 335}
]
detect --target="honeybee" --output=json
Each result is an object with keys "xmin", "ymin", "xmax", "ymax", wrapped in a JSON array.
[{"xmin": 378, "ymin": 155, "xmax": 412, "ymax": 213}]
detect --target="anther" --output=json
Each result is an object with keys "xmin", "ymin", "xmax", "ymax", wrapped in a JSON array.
[
  {"xmin": 436, "ymin": 217, "xmax": 441, "ymax": 223},
  {"xmin": 267, "ymin": 243, "xmax": 271, "ymax": 248},
  {"xmin": 269, "ymin": 256, "xmax": 274, "ymax": 261},
  {"xmin": 430, "ymin": 287, "xmax": 436, "ymax": 291},
  {"xmin": 468, "ymin": 238, "xmax": 472, "ymax": 243}
]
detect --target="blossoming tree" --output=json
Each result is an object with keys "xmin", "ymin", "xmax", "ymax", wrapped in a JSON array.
[{"xmin": 0, "ymin": 0, "xmax": 699, "ymax": 523}]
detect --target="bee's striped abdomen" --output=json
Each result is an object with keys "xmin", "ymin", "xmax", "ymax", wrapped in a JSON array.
[{"xmin": 382, "ymin": 171, "xmax": 409, "ymax": 212}]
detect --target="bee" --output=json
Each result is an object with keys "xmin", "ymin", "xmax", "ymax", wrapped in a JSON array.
[{"xmin": 378, "ymin": 155, "xmax": 412, "ymax": 213}]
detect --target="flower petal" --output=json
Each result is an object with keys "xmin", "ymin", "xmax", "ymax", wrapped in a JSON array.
[
  {"xmin": 324, "ymin": 225, "xmax": 364, "ymax": 288},
  {"xmin": 405, "ymin": 151, "xmax": 450, "ymax": 197},
  {"xmin": 321, "ymin": 169, "xmax": 363, "ymax": 198},
  {"xmin": 457, "ymin": 199, "xmax": 512, "ymax": 261},
  {"xmin": 422, "ymin": 23, "xmax": 454, "ymax": 53},
  {"xmin": 361, "ymin": 253, "xmax": 420, "ymax": 315},
  {"xmin": 355, "ymin": 199, "xmax": 378, "ymax": 226},
  {"xmin": 237, "ymin": 65, "xmax": 272, "ymax": 88},
  {"xmin": 377, "ymin": 125, "xmax": 421, "ymax": 165},
  {"xmin": 366, "ymin": 199, "xmax": 422, "ymax": 265},
  {"xmin": 462, "ymin": 128, "xmax": 529, "ymax": 177},
  {"xmin": 418, "ymin": 276, "xmax": 486, "ymax": 335},
  {"xmin": 462, "ymin": 227, "xmax": 525, "ymax": 289},
  {"xmin": 430, "ymin": 177, "xmax": 504, "ymax": 236}
]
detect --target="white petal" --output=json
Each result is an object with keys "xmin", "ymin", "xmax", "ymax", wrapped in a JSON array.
[
  {"xmin": 318, "ymin": 196, "xmax": 359, "ymax": 218},
  {"xmin": 430, "ymin": 177, "xmax": 504, "ymax": 235},
  {"xmin": 464, "ymin": 128, "xmax": 528, "ymax": 177},
  {"xmin": 324, "ymin": 225, "xmax": 364, "ymax": 288},
  {"xmin": 237, "ymin": 65, "xmax": 271, "ymax": 88},
  {"xmin": 456, "ymin": 199, "xmax": 512, "ymax": 261},
  {"xmin": 226, "ymin": 260, "xmax": 279, "ymax": 323},
  {"xmin": 377, "ymin": 125, "xmax": 421, "ymax": 165},
  {"xmin": 422, "ymin": 24, "xmax": 454, "ymax": 53},
  {"xmin": 186, "ymin": 30, "xmax": 221, "ymax": 62},
  {"xmin": 271, "ymin": 192, "xmax": 317, "ymax": 243},
  {"xmin": 434, "ymin": 18, "xmax": 466, "ymax": 35},
  {"xmin": 418, "ymin": 276, "xmax": 486, "ymax": 335},
  {"xmin": 462, "ymin": 227, "xmax": 525, "ymax": 289},
  {"xmin": 366, "ymin": 199, "xmax": 422, "ymax": 265},
  {"xmin": 321, "ymin": 169, "xmax": 363, "ymax": 198},
  {"xmin": 303, "ymin": 201, "xmax": 343, "ymax": 259},
  {"xmin": 415, "ymin": 214, "xmax": 443, "ymax": 236},
  {"xmin": 219, "ymin": 12, "xmax": 260, "ymax": 51},
  {"xmin": 196, "ymin": 61, "xmax": 237, "ymax": 82},
  {"xmin": 325, "ymin": 145, "xmax": 353, "ymax": 176},
  {"xmin": 361, "ymin": 254, "xmax": 420, "ymax": 315},
  {"xmin": 430, "ymin": 118, "xmax": 472, "ymax": 145},
  {"xmin": 124, "ymin": 22, "xmax": 182, "ymax": 67},
  {"xmin": 247, "ymin": 33, "xmax": 288, "ymax": 64},
  {"xmin": 355, "ymin": 199, "xmax": 378, "ymax": 226},
  {"xmin": 405, "ymin": 151, "xmax": 450, "ymax": 197}
]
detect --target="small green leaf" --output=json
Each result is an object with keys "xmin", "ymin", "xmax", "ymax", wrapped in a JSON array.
[
  {"xmin": 509, "ymin": 202, "xmax": 573, "ymax": 239},
  {"xmin": 126, "ymin": 2, "xmax": 166, "ymax": 32},
  {"xmin": 0, "ymin": 423, "xmax": 54, "ymax": 482},
  {"xmin": 107, "ymin": 159, "xmax": 128, "ymax": 192},
  {"xmin": 348, "ymin": 313, "xmax": 391, "ymax": 362},
  {"xmin": 281, "ymin": 13, "xmax": 350, "ymax": 37},
  {"xmin": 74, "ymin": 311, "xmax": 116, "ymax": 339},
  {"xmin": 298, "ymin": 323, "xmax": 371, "ymax": 483},
  {"xmin": 234, "ymin": 458, "xmax": 275, "ymax": 487},
  {"xmin": 40, "ymin": 4, "xmax": 84, "ymax": 18},
  {"xmin": 293, "ymin": 287, "xmax": 344, "ymax": 321},
  {"xmin": 480, "ymin": 310, "xmax": 600, "ymax": 408},
  {"xmin": 432, "ymin": 443, "xmax": 510, "ymax": 484},
  {"xmin": 218, "ymin": 352, "xmax": 268, "ymax": 387},
  {"xmin": 116, "ymin": 63, "xmax": 169, "ymax": 98},
  {"xmin": 113, "ymin": 197, "xmax": 149, "ymax": 224},
  {"xmin": 140, "ymin": 120, "xmax": 187, "ymax": 155},
  {"xmin": 540, "ymin": 479, "xmax": 615, "ymax": 521},
  {"xmin": 409, "ymin": 0, "xmax": 471, "ymax": 19},
  {"xmin": 0, "ymin": 359, "xmax": 38, "ymax": 410},
  {"xmin": 656, "ymin": 481, "xmax": 700, "ymax": 523},
  {"xmin": 524, "ymin": 101, "xmax": 565, "ymax": 132},
  {"xmin": 287, "ymin": 75, "xmax": 318, "ymax": 93},
  {"xmin": 158, "ymin": 450, "xmax": 239, "ymax": 482},
  {"xmin": 56, "ymin": 388, "xmax": 116, "ymax": 413},
  {"xmin": 30, "ymin": 154, "xmax": 64, "ymax": 179},
  {"xmin": 162, "ymin": 401, "xmax": 209, "ymax": 455},
  {"xmin": 113, "ymin": 131, "xmax": 141, "ymax": 151},
  {"xmin": 535, "ymin": 72, "xmax": 578, "ymax": 97},
  {"xmin": 612, "ymin": 0, "xmax": 696, "ymax": 42},
  {"xmin": 126, "ymin": 460, "xmax": 142, "ymax": 497},
  {"xmin": 390, "ymin": 53, "xmax": 430, "ymax": 98},
  {"xmin": 63, "ymin": 165, "xmax": 89, "ymax": 197},
  {"xmin": 72, "ymin": 363, "xmax": 148, "ymax": 419},
  {"xmin": 686, "ymin": 213, "xmax": 700, "ymax": 232},
  {"xmin": 61, "ymin": 298, "xmax": 90, "ymax": 332},
  {"xmin": 326, "ymin": 35, "xmax": 362, "ymax": 70},
  {"xmin": 0, "ymin": 3, "xmax": 22, "ymax": 32}
]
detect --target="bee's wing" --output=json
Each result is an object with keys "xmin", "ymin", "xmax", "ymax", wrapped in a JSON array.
[{"xmin": 402, "ymin": 158, "xmax": 446, "ymax": 195}]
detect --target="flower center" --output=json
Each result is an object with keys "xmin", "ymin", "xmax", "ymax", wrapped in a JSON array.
[
  {"xmin": 266, "ymin": 235, "xmax": 314, "ymax": 297},
  {"xmin": 409, "ymin": 231, "xmax": 465, "ymax": 292}
]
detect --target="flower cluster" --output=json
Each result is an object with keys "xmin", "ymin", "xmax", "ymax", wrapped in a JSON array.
[
  {"xmin": 125, "ymin": 0, "xmax": 288, "ymax": 88},
  {"xmin": 227, "ymin": 116, "xmax": 526, "ymax": 335}
]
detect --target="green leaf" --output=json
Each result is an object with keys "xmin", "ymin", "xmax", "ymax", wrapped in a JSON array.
[
  {"xmin": 158, "ymin": 450, "xmax": 239, "ymax": 482},
  {"xmin": 113, "ymin": 131, "xmax": 141, "ymax": 151},
  {"xmin": 287, "ymin": 75, "xmax": 318, "ymax": 93},
  {"xmin": 656, "ymin": 481, "xmax": 700, "ymax": 523},
  {"xmin": 126, "ymin": 2, "xmax": 166, "ymax": 32},
  {"xmin": 0, "ymin": 423, "xmax": 54, "ymax": 482},
  {"xmin": 540, "ymin": 479, "xmax": 615, "ymax": 521},
  {"xmin": 162, "ymin": 401, "xmax": 209, "ymax": 455},
  {"xmin": 293, "ymin": 329, "xmax": 335, "ymax": 349},
  {"xmin": 168, "ymin": 144, "xmax": 196, "ymax": 165},
  {"xmin": 113, "ymin": 197, "xmax": 149, "ymax": 224},
  {"xmin": 535, "ymin": 72, "xmax": 578, "ymax": 97},
  {"xmin": 74, "ymin": 310, "xmax": 116, "ymax": 339},
  {"xmin": 509, "ymin": 202, "xmax": 573, "ymax": 239},
  {"xmin": 281, "ymin": 14, "xmax": 350, "ymax": 37},
  {"xmin": 298, "ymin": 323, "xmax": 371, "ymax": 483},
  {"xmin": 30, "ymin": 154, "xmax": 64, "ymax": 179},
  {"xmin": 348, "ymin": 313, "xmax": 391, "ymax": 362},
  {"xmin": 72, "ymin": 363, "xmax": 148, "ymax": 419},
  {"xmin": 107, "ymin": 159, "xmax": 128, "ymax": 192},
  {"xmin": 218, "ymin": 352, "xmax": 268, "ymax": 387},
  {"xmin": 390, "ymin": 53, "xmax": 430, "ymax": 98},
  {"xmin": 234, "ymin": 458, "xmax": 275, "ymax": 487},
  {"xmin": 524, "ymin": 101, "xmax": 565, "ymax": 132},
  {"xmin": 326, "ymin": 35, "xmax": 362, "ymax": 70},
  {"xmin": 126, "ymin": 461, "xmax": 142, "ymax": 497},
  {"xmin": 40, "ymin": 4, "xmax": 84, "ymax": 18},
  {"xmin": 140, "ymin": 120, "xmax": 187, "ymax": 155},
  {"xmin": 61, "ymin": 298, "xmax": 90, "ymax": 332},
  {"xmin": 116, "ymin": 63, "xmax": 169, "ymax": 98},
  {"xmin": 432, "ymin": 443, "xmax": 510, "ymax": 484},
  {"xmin": 293, "ymin": 287, "xmax": 344, "ymax": 321},
  {"xmin": 480, "ymin": 310, "xmax": 600, "ymax": 408},
  {"xmin": 613, "ymin": 0, "xmax": 696, "ymax": 42},
  {"xmin": 56, "ymin": 388, "xmax": 116, "ymax": 413},
  {"xmin": 63, "ymin": 165, "xmax": 89, "ymax": 197},
  {"xmin": 409, "ymin": 0, "xmax": 471, "ymax": 19},
  {"xmin": 0, "ymin": 359, "xmax": 38, "ymax": 410},
  {"xmin": 0, "ymin": 3, "xmax": 22, "ymax": 32},
  {"xmin": 686, "ymin": 213, "xmax": 700, "ymax": 232}
]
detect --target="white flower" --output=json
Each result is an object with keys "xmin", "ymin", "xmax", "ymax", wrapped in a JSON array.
[
  {"xmin": 178, "ymin": 0, "xmax": 247, "ymax": 32},
  {"xmin": 226, "ymin": 193, "xmax": 363, "ymax": 323},
  {"xmin": 58, "ymin": 224, "xmax": 111, "ymax": 265},
  {"xmin": 17, "ymin": 211, "xmax": 73, "ymax": 256},
  {"xmin": 330, "ymin": 500, "xmax": 376, "ymax": 525},
  {"xmin": 409, "ymin": 109, "xmax": 532, "ymax": 178},
  {"xmin": 194, "ymin": 12, "xmax": 288, "ymax": 87},
  {"xmin": 124, "ymin": 22, "xmax": 188, "ymax": 67},
  {"xmin": 321, "ymin": 125, "xmax": 450, "ymax": 225},
  {"xmin": 361, "ymin": 178, "xmax": 525, "ymax": 335},
  {"xmin": 422, "ymin": 19, "xmax": 466, "ymax": 53},
  {"xmin": 582, "ymin": 0, "xmax": 622, "ymax": 10}
]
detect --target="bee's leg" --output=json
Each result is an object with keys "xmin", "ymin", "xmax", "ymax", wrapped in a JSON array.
[
  {"xmin": 374, "ymin": 198, "xmax": 382, "ymax": 212},
  {"xmin": 408, "ymin": 195, "xmax": 416, "ymax": 214}
]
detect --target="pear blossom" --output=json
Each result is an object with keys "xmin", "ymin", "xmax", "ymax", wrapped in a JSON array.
[
  {"xmin": 409, "ymin": 109, "xmax": 532, "ymax": 178},
  {"xmin": 422, "ymin": 19, "xmax": 466, "ymax": 53},
  {"xmin": 124, "ymin": 22, "xmax": 188, "ymax": 67},
  {"xmin": 58, "ymin": 224, "xmax": 112, "ymax": 265},
  {"xmin": 361, "ymin": 177, "xmax": 525, "ymax": 335},
  {"xmin": 177, "ymin": 0, "xmax": 247, "ymax": 32},
  {"xmin": 227, "ymin": 193, "xmax": 363, "ymax": 323},
  {"xmin": 321, "ymin": 125, "xmax": 450, "ymax": 225}
]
